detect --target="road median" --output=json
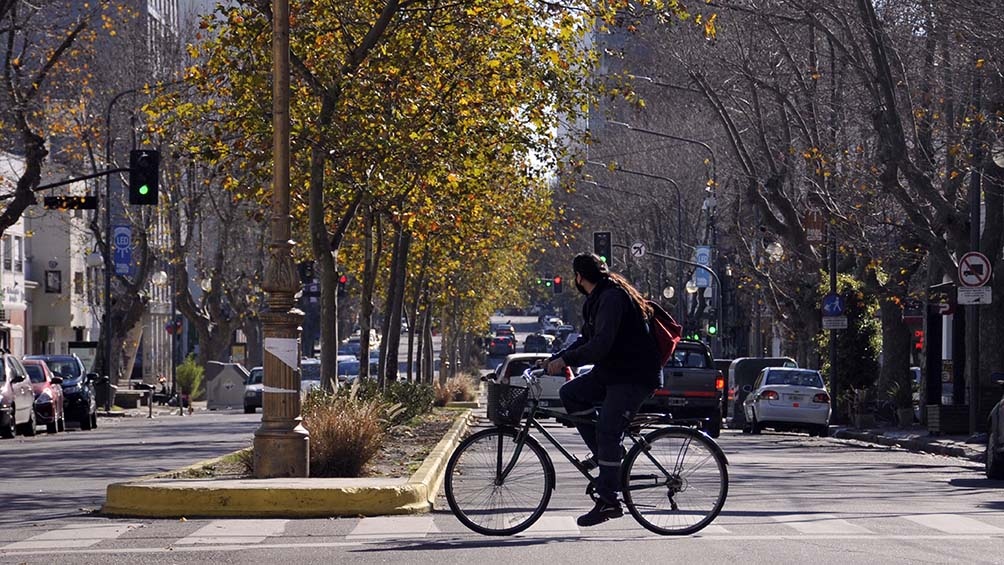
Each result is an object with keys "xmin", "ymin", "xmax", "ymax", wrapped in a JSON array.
[{"xmin": 102, "ymin": 408, "xmax": 473, "ymax": 518}]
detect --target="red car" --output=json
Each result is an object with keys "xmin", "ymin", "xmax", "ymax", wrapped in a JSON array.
[{"xmin": 23, "ymin": 359, "xmax": 65, "ymax": 434}]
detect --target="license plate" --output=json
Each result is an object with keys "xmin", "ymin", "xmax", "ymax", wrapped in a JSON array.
[
  {"xmin": 785, "ymin": 394, "xmax": 805, "ymax": 402},
  {"xmin": 666, "ymin": 398, "xmax": 687, "ymax": 406}
]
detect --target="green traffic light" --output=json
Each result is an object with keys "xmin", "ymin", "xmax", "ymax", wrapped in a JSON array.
[
  {"xmin": 600, "ymin": 255, "xmax": 608, "ymax": 264},
  {"xmin": 139, "ymin": 184, "xmax": 149, "ymax": 195},
  {"xmin": 707, "ymin": 325, "xmax": 718, "ymax": 336}
]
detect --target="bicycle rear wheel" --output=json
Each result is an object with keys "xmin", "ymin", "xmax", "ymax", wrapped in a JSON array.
[
  {"xmin": 444, "ymin": 427, "xmax": 553, "ymax": 536},
  {"xmin": 622, "ymin": 427, "xmax": 728, "ymax": 535}
]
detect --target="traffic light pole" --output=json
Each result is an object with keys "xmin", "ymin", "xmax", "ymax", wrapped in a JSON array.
[{"xmin": 614, "ymin": 244, "xmax": 722, "ymax": 357}]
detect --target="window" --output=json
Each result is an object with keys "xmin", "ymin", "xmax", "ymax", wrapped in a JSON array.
[
  {"xmin": 2, "ymin": 236, "xmax": 9, "ymax": 271},
  {"xmin": 45, "ymin": 270, "xmax": 62, "ymax": 294},
  {"xmin": 765, "ymin": 371, "xmax": 824, "ymax": 388},
  {"xmin": 74, "ymin": 272, "xmax": 84, "ymax": 295},
  {"xmin": 14, "ymin": 236, "xmax": 22, "ymax": 272}
]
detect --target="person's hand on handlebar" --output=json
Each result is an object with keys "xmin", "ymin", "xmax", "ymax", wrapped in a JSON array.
[{"xmin": 546, "ymin": 357, "xmax": 567, "ymax": 376}]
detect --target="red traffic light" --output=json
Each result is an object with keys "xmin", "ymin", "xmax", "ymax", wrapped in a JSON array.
[
  {"xmin": 553, "ymin": 276, "xmax": 561, "ymax": 285},
  {"xmin": 338, "ymin": 274, "xmax": 348, "ymax": 284}
]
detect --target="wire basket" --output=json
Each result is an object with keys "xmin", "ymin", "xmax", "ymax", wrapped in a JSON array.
[{"xmin": 486, "ymin": 382, "xmax": 530, "ymax": 427}]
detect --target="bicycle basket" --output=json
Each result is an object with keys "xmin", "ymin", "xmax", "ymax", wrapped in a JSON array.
[{"xmin": 486, "ymin": 382, "xmax": 529, "ymax": 427}]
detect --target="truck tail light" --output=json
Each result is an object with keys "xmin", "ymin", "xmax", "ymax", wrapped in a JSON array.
[
  {"xmin": 760, "ymin": 390, "xmax": 779, "ymax": 400},
  {"xmin": 813, "ymin": 392, "xmax": 830, "ymax": 404},
  {"xmin": 715, "ymin": 373, "xmax": 725, "ymax": 391}
]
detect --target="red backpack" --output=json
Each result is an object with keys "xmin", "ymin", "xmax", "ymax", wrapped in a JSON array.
[{"xmin": 646, "ymin": 300, "xmax": 683, "ymax": 367}]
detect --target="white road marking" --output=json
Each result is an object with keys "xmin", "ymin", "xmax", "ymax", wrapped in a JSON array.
[
  {"xmin": 772, "ymin": 514, "xmax": 872, "ymax": 535},
  {"xmin": 347, "ymin": 516, "xmax": 438, "ymax": 540},
  {"xmin": 693, "ymin": 525, "xmax": 731, "ymax": 535},
  {"xmin": 516, "ymin": 516, "xmax": 580, "ymax": 537},
  {"xmin": 904, "ymin": 514, "xmax": 1004, "ymax": 535},
  {"xmin": 2, "ymin": 523, "xmax": 141, "ymax": 550},
  {"xmin": 174, "ymin": 519, "xmax": 288, "ymax": 545}
]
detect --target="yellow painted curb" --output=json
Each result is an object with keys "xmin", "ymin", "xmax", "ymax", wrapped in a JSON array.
[{"xmin": 101, "ymin": 409, "xmax": 472, "ymax": 518}]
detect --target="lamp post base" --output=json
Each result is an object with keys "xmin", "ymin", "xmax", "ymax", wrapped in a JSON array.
[{"xmin": 253, "ymin": 424, "xmax": 310, "ymax": 478}]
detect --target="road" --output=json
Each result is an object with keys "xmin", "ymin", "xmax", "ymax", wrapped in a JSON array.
[
  {"xmin": 0, "ymin": 411, "xmax": 259, "ymax": 526},
  {"xmin": 2, "ymin": 416, "xmax": 1002, "ymax": 563}
]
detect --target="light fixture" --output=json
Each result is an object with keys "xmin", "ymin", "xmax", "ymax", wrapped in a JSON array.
[
  {"xmin": 685, "ymin": 280, "xmax": 699, "ymax": 294},
  {"xmin": 151, "ymin": 270, "xmax": 168, "ymax": 286},
  {"xmin": 663, "ymin": 286, "xmax": 675, "ymax": 299},
  {"xmin": 86, "ymin": 252, "xmax": 103, "ymax": 268},
  {"xmin": 200, "ymin": 278, "xmax": 212, "ymax": 292}
]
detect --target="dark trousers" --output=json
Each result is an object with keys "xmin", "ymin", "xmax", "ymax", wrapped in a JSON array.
[{"xmin": 559, "ymin": 371, "xmax": 653, "ymax": 502}]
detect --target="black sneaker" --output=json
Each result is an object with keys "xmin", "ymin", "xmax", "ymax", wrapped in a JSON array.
[
  {"xmin": 579, "ymin": 455, "xmax": 598, "ymax": 472},
  {"xmin": 577, "ymin": 498, "xmax": 623, "ymax": 527}
]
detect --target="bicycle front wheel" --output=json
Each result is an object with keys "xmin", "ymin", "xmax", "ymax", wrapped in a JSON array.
[
  {"xmin": 444, "ymin": 427, "xmax": 553, "ymax": 536},
  {"xmin": 622, "ymin": 427, "xmax": 728, "ymax": 535}
]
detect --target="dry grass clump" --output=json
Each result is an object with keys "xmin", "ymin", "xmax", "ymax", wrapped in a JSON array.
[
  {"xmin": 434, "ymin": 375, "xmax": 478, "ymax": 407},
  {"xmin": 303, "ymin": 387, "xmax": 397, "ymax": 477}
]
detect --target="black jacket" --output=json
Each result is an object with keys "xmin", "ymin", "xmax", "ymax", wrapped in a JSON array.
[{"xmin": 556, "ymin": 278, "xmax": 661, "ymax": 388}]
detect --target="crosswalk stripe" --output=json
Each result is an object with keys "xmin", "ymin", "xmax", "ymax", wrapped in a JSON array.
[
  {"xmin": 516, "ymin": 516, "xmax": 580, "ymax": 537},
  {"xmin": 904, "ymin": 514, "xmax": 1004, "ymax": 535},
  {"xmin": 347, "ymin": 516, "xmax": 438, "ymax": 540},
  {"xmin": 175, "ymin": 519, "xmax": 288, "ymax": 545},
  {"xmin": 694, "ymin": 525, "xmax": 730, "ymax": 535},
  {"xmin": 772, "ymin": 514, "xmax": 871, "ymax": 535},
  {"xmin": 2, "ymin": 523, "xmax": 142, "ymax": 550}
]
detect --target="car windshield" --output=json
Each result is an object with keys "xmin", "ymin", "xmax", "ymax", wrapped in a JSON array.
[
  {"xmin": 248, "ymin": 369, "xmax": 263, "ymax": 385},
  {"xmin": 33, "ymin": 358, "xmax": 80, "ymax": 379},
  {"xmin": 766, "ymin": 371, "xmax": 824, "ymax": 388},
  {"xmin": 667, "ymin": 350, "xmax": 708, "ymax": 369},
  {"xmin": 301, "ymin": 362, "xmax": 321, "ymax": 381},
  {"xmin": 25, "ymin": 365, "xmax": 46, "ymax": 383}
]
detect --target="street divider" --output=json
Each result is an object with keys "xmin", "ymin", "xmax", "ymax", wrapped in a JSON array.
[{"xmin": 102, "ymin": 409, "xmax": 473, "ymax": 518}]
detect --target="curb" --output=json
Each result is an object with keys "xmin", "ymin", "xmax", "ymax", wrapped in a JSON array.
[
  {"xmin": 833, "ymin": 428, "xmax": 982, "ymax": 462},
  {"xmin": 101, "ymin": 409, "xmax": 473, "ymax": 518}
]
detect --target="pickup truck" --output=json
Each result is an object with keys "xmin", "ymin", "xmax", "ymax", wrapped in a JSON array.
[{"xmin": 640, "ymin": 340, "xmax": 725, "ymax": 438}]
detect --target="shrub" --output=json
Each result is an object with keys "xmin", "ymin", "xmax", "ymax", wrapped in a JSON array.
[
  {"xmin": 303, "ymin": 387, "xmax": 390, "ymax": 477},
  {"xmin": 347, "ymin": 379, "xmax": 434, "ymax": 425},
  {"xmin": 176, "ymin": 355, "xmax": 205, "ymax": 400},
  {"xmin": 434, "ymin": 375, "xmax": 477, "ymax": 406}
]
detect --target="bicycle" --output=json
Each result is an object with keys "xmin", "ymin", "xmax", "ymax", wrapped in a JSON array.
[{"xmin": 444, "ymin": 368, "xmax": 729, "ymax": 536}]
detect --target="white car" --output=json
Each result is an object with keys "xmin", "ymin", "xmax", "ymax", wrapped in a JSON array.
[
  {"xmin": 243, "ymin": 366, "xmax": 263, "ymax": 413},
  {"xmin": 492, "ymin": 353, "xmax": 571, "ymax": 415},
  {"xmin": 743, "ymin": 367, "xmax": 831, "ymax": 437},
  {"xmin": 300, "ymin": 358, "xmax": 322, "ymax": 396}
]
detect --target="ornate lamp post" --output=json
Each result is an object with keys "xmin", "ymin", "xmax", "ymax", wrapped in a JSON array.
[{"xmin": 253, "ymin": 0, "xmax": 309, "ymax": 478}]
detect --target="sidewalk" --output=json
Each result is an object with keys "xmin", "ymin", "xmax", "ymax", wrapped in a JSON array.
[
  {"xmin": 101, "ymin": 408, "xmax": 473, "ymax": 518},
  {"xmin": 98, "ymin": 400, "xmax": 212, "ymax": 419},
  {"xmin": 832, "ymin": 426, "xmax": 985, "ymax": 463}
]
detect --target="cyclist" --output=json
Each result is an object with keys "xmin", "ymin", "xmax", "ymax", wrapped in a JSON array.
[{"xmin": 546, "ymin": 253, "xmax": 661, "ymax": 527}]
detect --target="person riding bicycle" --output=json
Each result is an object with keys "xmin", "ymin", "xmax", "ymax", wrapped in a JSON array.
[{"xmin": 546, "ymin": 253, "xmax": 661, "ymax": 527}]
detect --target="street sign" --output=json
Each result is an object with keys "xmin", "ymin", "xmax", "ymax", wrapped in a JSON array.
[
  {"xmin": 958, "ymin": 286, "xmax": 992, "ymax": 305},
  {"xmin": 822, "ymin": 316, "xmax": 848, "ymax": 330},
  {"xmin": 822, "ymin": 293, "xmax": 845, "ymax": 316},
  {"xmin": 112, "ymin": 225, "xmax": 132, "ymax": 275},
  {"xmin": 694, "ymin": 246, "xmax": 712, "ymax": 288},
  {"xmin": 805, "ymin": 210, "xmax": 825, "ymax": 244},
  {"xmin": 958, "ymin": 251, "xmax": 991, "ymax": 287},
  {"xmin": 630, "ymin": 242, "xmax": 646, "ymax": 259}
]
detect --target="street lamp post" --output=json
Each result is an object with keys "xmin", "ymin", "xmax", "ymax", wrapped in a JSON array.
[
  {"xmin": 586, "ymin": 161, "xmax": 687, "ymax": 329},
  {"xmin": 253, "ymin": 0, "xmax": 309, "ymax": 478}
]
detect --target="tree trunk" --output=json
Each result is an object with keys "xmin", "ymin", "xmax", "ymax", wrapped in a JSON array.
[
  {"xmin": 360, "ymin": 209, "xmax": 382, "ymax": 384},
  {"xmin": 406, "ymin": 248, "xmax": 429, "ymax": 381},
  {"xmin": 382, "ymin": 228, "xmax": 412, "ymax": 383},
  {"xmin": 879, "ymin": 298, "xmax": 912, "ymax": 409},
  {"xmin": 308, "ymin": 95, "xmax": 338, "ymax": 391}
]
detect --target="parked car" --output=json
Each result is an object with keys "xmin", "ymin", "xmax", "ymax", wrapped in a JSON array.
[
  {"xmin": 742, "ymin": 367, "xmax": 831, "ymax": 437},
  {"xmin": 1, "ymin": 355, "xmax": 36, "ymax": 438},
  {"xmin": 986, "ymin": 377, "xmax": 1004, "ymax": 479},
  {"xmin": 24, "ymin": 354, "xmax": 97, "ymax": 430},
  {"xmin": 23, "ymin": 359, "xmax": 65, "ymax": 433},
  {"xmin": 494, "ymin": 324, "xmax": 516, "ymax": 338},
  {"xmin": 301, "ymin": 358, "xmax": 322, "ymax": 396},
  {"xmin": 488, "ymin": 335, "xmax": 516, "ymax": 357},
  {"xmin": 523, "ymin": 333, "xmax": 555, "ymax": 353},
  {"xmin": 726, "ymin": 356, "xmax": 798, "ymax": 428},
  {"xmin": 244, "ymin": 366, "xmax": 263, "ymax": 413}
]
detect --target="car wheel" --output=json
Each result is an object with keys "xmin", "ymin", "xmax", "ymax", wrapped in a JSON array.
[
  {"xmin": 816, "ymin": 424, "xmax": 829, "ymax": 438},
  {"xmin": 244, "ymin": 406, "xmax": 256, "ymax": 414},
  {"xmin": 46, "ymin": 419, "xmax": 58, "ymax": 434},
  {"xmin": 751, "ymin": 412, "xmax": 762, "ymax": 435},
  {"xmin": 987, "ymin": 426, "xmax": 1004, "ymax": 480},
  {"xmin": 0, "ymin": 415, "xmax": 14, "ymax": 439},
  {"xmin": 91, "ymin": 413, "xmax": 98, "ymax": 429},
  {"xmin": 80, "ymin": 411, "xmax": 93, "ymax": 430},
  {"xmin": 19, "ymin": 411, "xmax": 36, "ymax": 437},
  {"xmin": 57, "ymin": 416, "xmax": 65, "ymax": 432}
]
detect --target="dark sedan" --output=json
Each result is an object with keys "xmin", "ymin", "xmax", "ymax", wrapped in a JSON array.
[{"xmin": 24, "ymin": 354, "xmax": 97, "ymax": 430}]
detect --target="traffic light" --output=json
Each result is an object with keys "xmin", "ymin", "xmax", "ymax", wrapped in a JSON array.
[
  {"xmin": 129, "ymin": 150, "xmax": 160, "ymax": 205},
  {"xmin": 913, "ymin": 329, "xmax": 924, "ymax": 352},
  {"xmin": 707, "ymin": 321, "xmax": 718, "ymax": 336},
  {"xmin": 553, "ymin": 276, "xmax": 563, "ymax": 294},
  {"xmin": 593, "ymin": 231, "xmax": 612, "ymax": 268},
  {"xmin": 297, "ymin": 261, "xmax": 315, "ymax": 283},
  {"xmin": 337, "ymin": 273, "xmax": 348, "ymax": 297}
]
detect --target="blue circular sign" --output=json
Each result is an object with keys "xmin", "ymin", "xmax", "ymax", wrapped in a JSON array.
[{"xmin": 822, "ymin": 293, "xmax": 844, "ymax": 316}]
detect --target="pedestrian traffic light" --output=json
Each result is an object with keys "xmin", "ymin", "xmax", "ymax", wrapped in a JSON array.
[
  {"xmin": 913, "ymin": 329, "xmax": 924, "ymax": 352},
  {"xmin": 129, "ymin": 149, "xmax": 160, "ymax": 205},
  {"xmin": 297, "ymin": 261, "xmax": 315, "ymax": 283},
  {"xmin": 707, "ymin": 321, "xmax": 718, "ymax": 336},
  {"xmin": 337, "ymin": 273, "xmax": 348, "ymax": 297},
  {"xmin": 593, "ymin": 231, "xmax": 612, "ymax": 268},
  {"xmin": 553, "ymin": 276, "xmax": 563, "ymax": 294}
]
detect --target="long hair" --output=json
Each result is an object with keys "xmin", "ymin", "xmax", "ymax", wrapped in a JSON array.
[{"xmin": 573, "ymin": 253, "xmax": 652, "ymax": 319}]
